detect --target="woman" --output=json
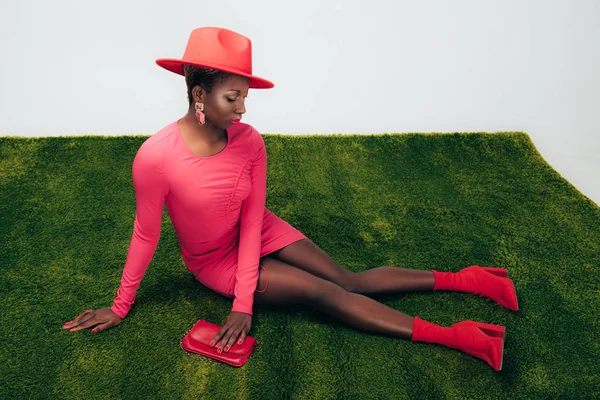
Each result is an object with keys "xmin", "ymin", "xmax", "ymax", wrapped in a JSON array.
[{"xmin": 62, "ymin": 27, "xmax": 518, "ymax": 371}]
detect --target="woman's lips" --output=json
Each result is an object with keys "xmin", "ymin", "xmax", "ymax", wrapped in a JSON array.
[{"xmin": 231, "ymin": 119, "xmax": 241, "ymax": 124}]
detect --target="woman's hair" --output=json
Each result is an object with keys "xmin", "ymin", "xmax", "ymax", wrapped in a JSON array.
[{"xmin": 184, "ymin": 64, "xmax": 232, "ymax": 107}]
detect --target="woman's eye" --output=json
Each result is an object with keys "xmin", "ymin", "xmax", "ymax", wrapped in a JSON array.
[{"xmin": 227, "ymin": 96, "xmax": 247, "ymax": 103}]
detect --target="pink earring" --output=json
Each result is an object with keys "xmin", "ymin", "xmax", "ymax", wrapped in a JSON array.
[{"xmin": 195, "ymin": 102, "xmax": 205, "ymax": 125}]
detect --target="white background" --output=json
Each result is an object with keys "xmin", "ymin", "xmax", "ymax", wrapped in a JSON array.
[{"xmin": 1, "ymin": 0, "xmax": 598, "ymax": 206}]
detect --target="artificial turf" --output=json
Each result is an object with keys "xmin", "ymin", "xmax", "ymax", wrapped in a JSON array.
[{"xmin": 0, "ymin": 131, "xmax": 598, "ymax": 399}]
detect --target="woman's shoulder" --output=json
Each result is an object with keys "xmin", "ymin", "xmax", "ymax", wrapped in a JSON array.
[
  {"xmin": 136, "ymin": 121, "xmax": 179, "ymax": 155},
  {"xmin": 133, "ymin": 121, "xmax": 179, "ymax": 167},
  {"xmin": 142, "ymin": 121, "xmax": 179, "ymax": 148},
  {"xmin": 234, "ymin": 122, "xmax": 264, "ymax": 149},
  {"xmin": 233, "ymin": 121, "xmax": 259, "ymax": 137}
]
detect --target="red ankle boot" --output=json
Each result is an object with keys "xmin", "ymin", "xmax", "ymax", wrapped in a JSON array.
[
  {"xmin": 432, "ymin": 266, "xmax": 519, "ymax": 311},
  {"xmin": 411, "ymin": 316, "xmax": 505, "ymax": 371}
]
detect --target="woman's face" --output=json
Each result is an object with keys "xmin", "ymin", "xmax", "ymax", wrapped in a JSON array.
[{"xmin": 194, "ymin": 74, "xmax": 250, "ymax": 130}]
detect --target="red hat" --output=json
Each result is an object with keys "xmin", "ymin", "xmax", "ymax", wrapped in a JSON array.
[{"xmin": 156, "ymin": 27, "xmax": 274, "ymax": 89}]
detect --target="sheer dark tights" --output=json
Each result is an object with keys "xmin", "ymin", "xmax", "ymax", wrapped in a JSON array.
[{"xmin": 254, "ymin": 239, "xmax": 437, "ymax": 340}]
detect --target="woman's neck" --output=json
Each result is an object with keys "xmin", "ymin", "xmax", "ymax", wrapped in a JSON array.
[{"xmin": 181, "ymin": 111, "xmax": 225, "ymax": 143}]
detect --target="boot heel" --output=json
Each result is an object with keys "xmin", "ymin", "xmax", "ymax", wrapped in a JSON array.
[
  {"xmin": 454, "ymin": 323, "xmax": 505, "ymax": 371},
  {"xmin": 481, "ymin": 267, "xmax": 508, "ymax": 277},
  {"xmin": 491, "ymin": 335, "xmax": 504, "ymax": 371}
]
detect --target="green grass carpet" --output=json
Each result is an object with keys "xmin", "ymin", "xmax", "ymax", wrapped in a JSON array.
[{"xmin": 1, "ymin": 131, "xmax": 599, "ymax": 399}]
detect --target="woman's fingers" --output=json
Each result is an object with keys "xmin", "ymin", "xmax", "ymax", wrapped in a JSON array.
[
  {"xmin": 62, "ymin": 308, "xmax": 122, "ymax": 333},
  {"xmin": 68, "ymin": 316, "xmax": 101, "ymax": 332},
  {"xmin": 72, "ymin": 309, "xmax": 92, "ymax": 322},
  {"xmin": 69, "ymin": 312, "xmax": 96, "ymax": 332},
  {"xmin": 237, "ymin": 330, "xmax": 246, "ymax": 346},
  {"xmin": 63, "ymin": 309, "xmax": 93, "ymax": 329},
  {"xmin": 91, "ymin": 321, "xmax": 113, "ymax": 334},
  {"xmin": 208, "ymin": 313, "xmax": 252, "ymax": 352},
  {"xmin": 67, "ymin": 311, "xmax": 100, "ymax": 332},
  {"xmin": 210, "ymin": 327, "xmax": 227, "ymax": 349},
  {"xmin": 217, "ymin": 328, "xmax": 234, "ymax": 353},
  {"xmin": 223, "ymin": 330, "xmax": 242, "ymax": 353}
]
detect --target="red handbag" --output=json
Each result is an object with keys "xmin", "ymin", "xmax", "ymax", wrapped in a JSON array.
[{"xmin": 180, "ymin": 319, "xmax": 260, "ymax": 367}]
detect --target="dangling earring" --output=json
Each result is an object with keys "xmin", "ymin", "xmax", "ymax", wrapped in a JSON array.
[{"xmin": 195, "ymin": 102, "xmax": 205, "ymax": 125}]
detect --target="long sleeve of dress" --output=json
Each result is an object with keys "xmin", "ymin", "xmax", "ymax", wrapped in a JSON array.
[
  {"xmin": 110, "ymin": 143, "xmax": 168, "ymax": 319},
  {"xmin": 231, "ymin": 131, "xmax": 267, "ymax": 315}
]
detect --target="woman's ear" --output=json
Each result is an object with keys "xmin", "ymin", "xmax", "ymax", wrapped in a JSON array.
[{"xmin": 192, "ymin": 85, "xmax": 205, "ymax": 103}]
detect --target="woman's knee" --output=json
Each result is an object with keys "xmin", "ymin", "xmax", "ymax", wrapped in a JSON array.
[
  {"xmin": 340, "ymin": 271, "xmax": 360, "ymax": 293},
  {"xmin": 272, "ymin": 238, "xmax": 358, "ymax": 293},
  {"xmin": 255, "ymin": 256, "xmax": 344, "ymax": 305}
]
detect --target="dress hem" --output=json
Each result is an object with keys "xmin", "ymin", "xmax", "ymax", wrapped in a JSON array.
[{"xmin": 260, "ymin": 230, "xmax": 307, "ymax": 258}]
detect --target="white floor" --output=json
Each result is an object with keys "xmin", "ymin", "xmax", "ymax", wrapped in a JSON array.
[{"xmin": 537, "ymin": 150, "xmax": 599, "ymax": 208}]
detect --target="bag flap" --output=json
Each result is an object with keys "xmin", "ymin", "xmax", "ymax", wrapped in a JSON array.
[{"xmin": 188, "ymin": 319, "xmax": 256, "ymax": 355}]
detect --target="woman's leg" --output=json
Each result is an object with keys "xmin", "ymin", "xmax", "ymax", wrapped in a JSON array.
[
  {"xmin": 255, "ymin": 255, "xmax": 414, "ymax": 339},
  {"xmin": 270, "ymin": 238, "xmax": 518, "ymax": 311},
  {"xmin": 254, "ymin": 255, "xmax": 506, "ymax": 370},
  {"xmin": 269, "ymin": 238, "xmax": 435, "ymax": 295}
]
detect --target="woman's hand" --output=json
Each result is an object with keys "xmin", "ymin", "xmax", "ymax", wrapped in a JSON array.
[
  {"xmin": 209, "ymin": 311, "xmax": 252, "ymax": 353},
  {"xmin": 62, "ymin": 308, "xmax": 123, "ymax": 334}
]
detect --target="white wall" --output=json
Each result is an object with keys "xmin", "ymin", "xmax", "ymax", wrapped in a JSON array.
[{"xmin": 1, "ymin": 0, "xmax": 598, "ymax": 206}]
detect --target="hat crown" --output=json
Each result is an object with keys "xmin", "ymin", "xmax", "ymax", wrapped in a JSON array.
[
  {"xmin": 155, "ymin": 26, "xmax": 274, "ymax": 89},
  {"xmin": 183, "ymin": 27, "xmax": 252, "ymax": 74}
]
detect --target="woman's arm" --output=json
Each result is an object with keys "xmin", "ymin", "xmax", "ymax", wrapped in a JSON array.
[
  {"xmin": 110, "ymin": 142, "xmax": 169, "ymax": 319},
  {"xmin": 63, "ymin": 141, "xmax": 168, "ymax": 333},
  {"xmin": 208, "ymin": 130, "xmax": 265, "ymax": 352},
  {"xmin": 231, "ymin": 130, "xmax": 267, "ymax": 315}
]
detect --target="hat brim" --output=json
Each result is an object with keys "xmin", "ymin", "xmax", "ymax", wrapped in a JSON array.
[{"xmin": 155, "ymin": 58, "xmax": 274, "ymax": 89}]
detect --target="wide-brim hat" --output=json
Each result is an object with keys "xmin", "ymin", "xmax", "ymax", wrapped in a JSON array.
[{"xmin": 156, "ymin": 27, "xmax": 274, "ymax": 89}]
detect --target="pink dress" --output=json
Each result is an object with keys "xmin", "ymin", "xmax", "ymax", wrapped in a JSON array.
[{"xmin": 110, "ymin": 120, "xmax": 307, "ymax": 319}]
